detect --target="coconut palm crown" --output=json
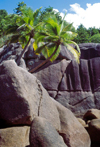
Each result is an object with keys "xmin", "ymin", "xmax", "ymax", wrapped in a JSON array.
[
  {"xmin": 29, "ymin": 14, "xmax": 80, "ymax": 73},
  {"xmin": 4, "ymin": 5, "xmax": 42, "ymax": 65}
]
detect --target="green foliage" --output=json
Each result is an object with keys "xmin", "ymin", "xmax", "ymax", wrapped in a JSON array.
[
  {"xmin": 74, "ymin": 24, "xmax": 100, "ymax": 44},
  {"xmin": 0, "ymin": 9, "xmax": 8, "ymax": 21},
  {"xmin": 14, "ymin": 1, "xmax": 26, "ymax": 15},
  {"xmin": 38, "ymin": 6, "xmax": 63, "ymax": 24},
  {"xmin": 87, "ymin": 27, "xmax": 99, "ymax": 36},
  {"xmin": 34, "ymin": 14, "xmax": 80, "ymax": 63},
  {"xmin": 90, "ymin": 34, "xmax": 100, "ymax": 43},
  {"xmin": 74, "ymin": 24, "xmax": 89, "ymax": 44},
  {"xmin": 0, "ymin": 3, "xmax": 80, "ymax": 69},
  {"xmin": 1, "ymin": 5, "xmax": 42, "ymax": 48}
]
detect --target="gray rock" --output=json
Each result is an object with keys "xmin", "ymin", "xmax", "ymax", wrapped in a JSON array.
[
  {"xmin": 56, "ymin": 91, "xmax": 95, "ymax": 117},
  {"xmin": 57, "ymin": 44, "xmax": 75, "ymax": 60},
  {"xmin": 54, "ymin": 99, "xmax": 91, "ymax": 147},
  {"xmin": 24, "ymin": 44, "xmax": 38, "ymax": 59},
  {"xmin": 30, "ymin": 116, "xmax": 67, "ymax": 147},
  {"xmin": 34, "ymin": 59, "xmax": 70, "ymax": 91},
  {"xmin": 0, "ymin": 126, "xmax": 30, "ymax": 147},
  {"xmin": 0, "ymin": 60, "xmax": 91, "ymax": 147},
  {"xmin": 0, "ymin": 60, "xmax": 60, "ymax": 131}
]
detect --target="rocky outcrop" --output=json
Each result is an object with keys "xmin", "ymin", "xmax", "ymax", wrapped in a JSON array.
[
  {"xmin": 33, "ymin": 59, "xmax": 97, "ymax": 117},
  {"xmin": 1, "ymin": 43, "xmax": 100, "ymax": 118},
  {"xmin": 31, "ymin": 43, "xmax": 100, "ymax": 117},
  {"xmin": 0, "ymin": 60, "xmax": 90, "ymax": 147},
  {"xmin": 79, "ymin": 43, "xmax": 100, "ymax": 59}
]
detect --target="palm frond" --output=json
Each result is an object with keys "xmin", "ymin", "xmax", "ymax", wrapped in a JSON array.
[
  {"xmin": 62, "ymin": 23, "xmax": 73, "ymax": 32},
  {"xmin": 46, "ymin": 43, "xmax": 60, "ymax": 62},
  {"xmin": 35, "ymin": 42, "xmax": 50, "ymax": 54},
  {"xmin": 66, "ymin": 40, "xmax": 81, "ymax": 54},
  {"xmin": 64, "ymin": 42, "xmax": 80, "ymax": 63},
  {"xmin": 59, "ymin": 12, "xmax": 67, "ymax": 35}
]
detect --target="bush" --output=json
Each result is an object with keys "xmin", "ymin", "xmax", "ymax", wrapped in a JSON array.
[{"xmin": 90, "ymin": 34, "xmax": 100, "ymax": 43}]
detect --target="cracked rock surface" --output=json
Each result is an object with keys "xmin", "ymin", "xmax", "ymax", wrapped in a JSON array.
[
  {"xmin": 32, "ymin": 43, "xmax": 100, "ymax": 117},
  {"xmin": 1, "ymin": 43, "xmax": 100, "ymax": 118},
  {"xmin": 0, "ymin": 60, "xmax": 90, "ymax": 147}
]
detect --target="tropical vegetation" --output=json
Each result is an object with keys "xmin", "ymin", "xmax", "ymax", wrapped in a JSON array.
[
  {"xmin": 0, "ymin": 2, "xmax": 81, "ymax": 72},
  {"xmin": 74, "ymin": 24, "xmax": 100, "ymax": 44},
  {"xmin": 1, "ymin": 2, "xmax": 100, "ymax": 72}
]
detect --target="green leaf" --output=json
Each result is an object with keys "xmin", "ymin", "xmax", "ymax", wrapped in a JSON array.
[
  {"xmin": 59, "ymin": 12, "xmax": 67, "ymax": 35},
  {"xmin": 46, "ymin": 43, "xmax": 60, "ymax": 61},
  {"xmin": 35, "ymin": 42, "xmax": 49, "ymax": 54},
  {"xmin": 64, "ymin": 42, "xmax": 80, "ymax": 63},
  {"xmin": 62, "ymin": 23, "xmax": 73, "ymax": 32},
  {"xmin": 66, "ymin": 40, "xmax": 81, "ymax": 54}
]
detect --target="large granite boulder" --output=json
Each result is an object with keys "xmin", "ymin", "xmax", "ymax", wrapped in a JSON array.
[
  {"xmin": 0, "ymin": 60, "xmax": 60, "ymax": 130},
  {"xmin": 0, "ymin": 126, "xmax": 30, "ymax": 147},
  {"xmin": 30, "ymin": 116, "xmax": 67, "ymax": 147},
  {"xmin": 0, "ymin": 60, "xmax": 90, "ymax": 147},
  {"xmin": 53, "ymin": 99, "xmax": 90, "ymax": 147}
]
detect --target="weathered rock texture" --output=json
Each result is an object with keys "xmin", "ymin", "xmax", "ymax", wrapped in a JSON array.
[
  {"xmin": 1, "ymin": 42, "xmax": 100, "ymax": 118},
  {"xmin": 30, "ymin": 116, "xmax": 67, "ymax": 147},
  {"xmin": 1, "ymin": 43, "xmax": 100, "ymax": 118},
  {"xmin": 0, "ymin": 126, "xmax": 30, "ymax": 147},
  {"xmin": 0, "ymin": 60, "xmax": 90, "ymax": 147},
  {"xmin": 31, "ymin": 43, "xmax": 100, "ymax": 117}
]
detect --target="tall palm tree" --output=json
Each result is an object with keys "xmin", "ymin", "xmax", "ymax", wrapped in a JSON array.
[
  {"xmin": 29, "ymin": 14, "xmax": 80, "ymax": 73},
  {"xmin": 4, "ymin": 5, "xmax": 42, "ymax": 65}
]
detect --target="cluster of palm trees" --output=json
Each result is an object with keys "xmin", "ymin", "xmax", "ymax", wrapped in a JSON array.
[{"xmin": 1, "ymin": 5, "xmax": 80, "ymax": 73}]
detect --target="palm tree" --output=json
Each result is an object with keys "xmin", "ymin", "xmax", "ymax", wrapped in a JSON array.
[
  {"xmin": 4, "ymin": 5, "xmax": 42, "ymax": 65},
  {"xmin": 29, "ymin": 14, "xmax": 80, "ymax": 73}
]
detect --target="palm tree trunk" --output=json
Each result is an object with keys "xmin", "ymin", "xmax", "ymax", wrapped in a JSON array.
[
  {"xmin": 29, "ymin": 44, "xmax": 59, "ymax": 73},
  {"xmin": 17, "ymin": 37, "xmax": 31, "ymax": 65}
]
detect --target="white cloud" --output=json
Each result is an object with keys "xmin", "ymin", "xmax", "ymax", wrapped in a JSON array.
[
  {"xmin": 63, "ymin": 9, "xmax": 67, "ymax": 13},
  {"xmin": 54, "ymin": 3, "xmax": 100, "ymax": 29},
  {"xmin": 65, "ymin": 3, "xmax": 100, "ymax": 29},
  {"xmin": 86, "ymin": 3, "xmax": 91, "ymax": 8},
  {"xmin": 53, "ymin": 8, "xmax": 59, "ymax": 13}
]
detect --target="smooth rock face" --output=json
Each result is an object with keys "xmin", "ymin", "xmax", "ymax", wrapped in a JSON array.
[
  {"xmin": 0, "ymin": 60, "xmax": 60, "ymax": 130},
  {"xmin": 34, "ymin": 59, "xmax": 98, "ymax": 117},
  {"xmin": 30, "ymin": 116, "xmax": 67, "ymax": 147},
  {"xmin": 54, "ymin": 99, "xmax": 91, "ymax": 147},
  {"xmin": 0, "ymin": 126, "xmax": 30, "ymax": 147},
  {"xmin": 79, "ymin": 43, "xmax": 100, "ymax": 59}
]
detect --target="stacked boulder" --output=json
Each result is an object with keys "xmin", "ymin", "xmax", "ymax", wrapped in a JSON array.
[
  {"xmin": 0, "ymin": 60, "xmax": 90, "ymax": 147},
  {"xmin": 1, "ymin": 43, "xmax": 100, "ymax": 146}
]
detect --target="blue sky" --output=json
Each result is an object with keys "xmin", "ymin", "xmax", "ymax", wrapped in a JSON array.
[
  {"xmin": 0, "ymin": 0, "xmax": 99, "ymax": 14},
  {"xmin": 0, "ymin": 0, "xmax": 100, "ymax": 28}
]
